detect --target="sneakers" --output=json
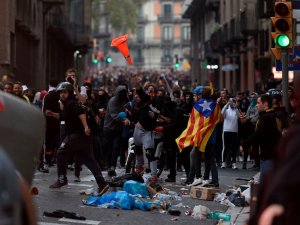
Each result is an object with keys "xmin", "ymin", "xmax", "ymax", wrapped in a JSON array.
[
  {"xmin": 38, "ymin": 165, "xmax": 49, "ymax": 173},
  {"xmin": 232, "ymin": 163, "xmax": 238, "ymax": 170},
  {"xmin": 98, "ymin": 183, "xmax": 109, "ymax": 196},
  {"xmin": 204, "ymin": 182, "xmax": 219, "ymax": 188},
  {"xmin": 49, "ymin": 179, "xmax": 68, "ymax": 188},
  {"xmin": 201, "ymin": 180, "xmax": 211, "ymax": 186},
  {"xmin": 74, "ymin": 176, "xmax": 81, "ymax": 182},
  {"xmin": 221, "ymin": 162, "xmax": 226, "ymax": 168},
  {"xmin": 188, "ymin": 178, "xmax": 202, "ymax": 186},
  {"xmin": 165, "ymin": 176, "xmax": 176, "ymax": 183}
]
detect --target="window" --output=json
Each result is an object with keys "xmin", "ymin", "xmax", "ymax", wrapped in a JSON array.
[
  {"xmin": 137, "ymin": 26, "xmax": 144, "ymax": 43},
  {"xmin": 182, "ymin": 26, "xmax": 191, "ymax": 41},
  {"xmin": 163, "ymin": 4, "xmax": 172, "ymax": 18},
  {"xmin": 162, "ymin": 48, "xmax": 172, "ymax": 63},
  {"xmin": 162, "ymin": 26, "xmax": 173, "ymax": 41}
]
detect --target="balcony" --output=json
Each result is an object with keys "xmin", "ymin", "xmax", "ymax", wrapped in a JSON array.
[
  {"xmin": 74, "ymin": 24, "xmax": 91, "ymax": 47},
  {"xmin": 205, "ymin": 0, "xmax": 220, "ymax": 10},
  {"xmin": 158, "ymin": 15, "xmax": 174, "ymax": 23},
  {"xmin": 137, "ymin": 15, "xmax": 148, "ymax": 24},
  {"xmin": 210, "ymin": 29, "xmax": 223, "ymax": 53},
  {"xmin": 257, "ymin": 0, "xmax": 275, "ymax": 19},
  {"xmin": 47, "ymin": 11, "xmax": 75, "ymax": 44},
  {"xmin": 93, "ymin": 28, "xmax": 111, "ymax": 39},
  {"xmin": 161, "ymin": 55, "xmax": 173, "ymax": 65},
  {"xmin": 229, "ymin": 18, "xmax": 246, "ymax": 44},
  {"xmin": 240, "ymin": 10, "xmax": 258, "ymax": 36},
  {"xmin": 134, "ymin": 57, "xmax": 145, "ymax": 67}
]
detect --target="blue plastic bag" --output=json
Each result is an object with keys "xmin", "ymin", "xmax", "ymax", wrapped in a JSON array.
[
  {"xmin": 123, "ymin": 180, "xmax": 148, "ymax": 198},
  {"xmin": 85, "ymin": 191, "xmax": 135, "ymax": 210}
]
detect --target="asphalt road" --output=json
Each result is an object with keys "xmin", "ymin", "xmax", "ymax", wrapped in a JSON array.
[{"xmin": 33, "ymin": 162, "xmax": 257, "ymax": 225}]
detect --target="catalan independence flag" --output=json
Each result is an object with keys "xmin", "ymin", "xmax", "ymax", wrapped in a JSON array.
[{"xmin": 176, "ymin": 98, "xmax": 221, "ymax": 152}]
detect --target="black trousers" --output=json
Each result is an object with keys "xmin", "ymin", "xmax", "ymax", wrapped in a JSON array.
[
  {"xmin": 222, "ymin": 131, "xmax": 238, "ymax": 163},
  {"xmin": 57, "ymin": 134, "xmax": 105, "ymax": 187}
]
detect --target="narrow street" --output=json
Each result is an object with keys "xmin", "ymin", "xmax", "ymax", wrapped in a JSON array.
[{"xmin": 33, "ymin": 163, "xmax": 257, "ymax": 225}]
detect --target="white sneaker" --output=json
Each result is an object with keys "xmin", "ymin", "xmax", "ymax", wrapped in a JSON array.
[
  {"xmin": 201, "ymin": 180, "xmax": 210, "ymax": 186},
  {"xmin": 189, "ymin": 178, "xmax": 202, "ymax": 186},
  {"xmin": 232, "ymin": 163, "xmax": 237, "ymax": 170},
  {"xmin": 221, "ymin": 162, "xmax": 226, "ymax": 168}
]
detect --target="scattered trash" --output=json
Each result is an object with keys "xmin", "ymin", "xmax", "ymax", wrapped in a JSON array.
[
  {"xmin": 171, "ymin": 217, "xmax": 179, "ymax": 221},
  {"xmin": 168, "ymin": 208, "xmax": 181, "ymax": 216},
  {"xmin": 123, "ymin": 180, "xmax": 148, "ymax": 198},
  {"xmin": 43, "ymin": 210, "xmax": 86, "ymax": 220},
  {"xmin": 208, "ymin": 211, "xmax": 231, "ymax": 221},
  {"xmin": 191, "ymin": 205, "xmax": 210, "ymax": 220},
  {"xmin": 172, "ymin": 203, "xmax": 190, "ymax": 208},
  {"xmin": 154, "ymin": 193, "xmax": 182, "ymax": 201},
  {"xmin": 30, "ymin": 186, "xmax": 39, "ymax": 195},
  {"xmin": 185, "ymin": 210, "xmax": 192, "ymax": 216}
]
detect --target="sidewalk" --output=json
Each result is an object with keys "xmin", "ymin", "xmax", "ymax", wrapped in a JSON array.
[
  {"xmin": 224, "ymin": 172, "xmax": 260, "ymax": 225},
  {"xmin": 225, "ymin": 206, "xmax": 250, "ymax": 225}
]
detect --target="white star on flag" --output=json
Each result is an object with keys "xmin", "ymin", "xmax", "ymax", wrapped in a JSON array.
[{"xmin": 199, "ymin": 100, "xmax": 212, "ymax": 112}]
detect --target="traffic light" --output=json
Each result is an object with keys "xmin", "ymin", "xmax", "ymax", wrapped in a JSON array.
[
  {"xmin": 174, "ymin": 54, "xmax": 179, "ymax": 68},
  {"xmin": 106, "ymin": 56, "xmax": 112, "ymax": 63},
  {"xmin": 271, "ymin": 2, "xmax": 293, "ymax": 60},
  {"xmin": 92, "ymin": 53, "xmax": 99, "ymax": 64}
]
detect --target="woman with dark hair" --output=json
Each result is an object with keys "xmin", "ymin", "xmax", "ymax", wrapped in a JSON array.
[{"xmin": 249, "ymin": 77, "xmax": 300, "ymax": 225}]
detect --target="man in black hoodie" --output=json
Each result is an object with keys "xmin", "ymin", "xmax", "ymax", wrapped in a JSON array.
[{"xmin": 49, "ymin": 82, "xmax": 108, "ymax": 196}]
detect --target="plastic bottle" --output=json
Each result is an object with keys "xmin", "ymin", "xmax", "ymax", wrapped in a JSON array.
[{"xmin": 208, "ymin": 212, "xmax": 231, "ymax": 221}]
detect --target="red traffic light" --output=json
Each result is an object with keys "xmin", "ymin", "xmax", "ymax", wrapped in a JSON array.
[{"xmin": 275, "ymin": 3, "xmax": 289, "ymax": 16}]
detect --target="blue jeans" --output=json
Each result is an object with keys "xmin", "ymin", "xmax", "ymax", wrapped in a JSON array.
[
  {"xmin": 188, "ymin": 147, "xmax": 202, "ymax": 181},
  {"xmin": 260, "ymin": 159, "xmax": 272, "ymax": 182}
]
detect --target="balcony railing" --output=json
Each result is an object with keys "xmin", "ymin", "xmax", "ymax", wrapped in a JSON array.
[
  {"xmin": 47, "ymin": 12, "xmax": 91, "ymax": 46},
  {"xmin": 257, "ymin": 0, "xmax": 275, "ymax": 19},
  {"xmin": 240, "ymin": 9, "xmax": 258, "ymax": 36},
  {"xmin": 158, "ymin": 15, "xmax": 173, "ymax": 23}
]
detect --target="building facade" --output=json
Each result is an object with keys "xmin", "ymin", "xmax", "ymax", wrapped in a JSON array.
[
  {"xmin": 183, "ymin": 0, "xmax": 275, "ymax": 93},
  {"xmin": 0, "ymin": 0, "xmax": 92, "ymax": 89},
  {"xmin": 129, "ymin": 0, "xmax": 190, "ymax": 69}
]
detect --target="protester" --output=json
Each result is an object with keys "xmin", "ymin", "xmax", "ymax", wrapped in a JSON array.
[{"xmin": 249, "ymin": 77, "xmax": 300, "ymax": 225}]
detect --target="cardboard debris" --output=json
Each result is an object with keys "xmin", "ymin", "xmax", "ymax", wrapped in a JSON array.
[{"xmin": 190, "ymin": 186, "xmax": 220, "ymax": 201}]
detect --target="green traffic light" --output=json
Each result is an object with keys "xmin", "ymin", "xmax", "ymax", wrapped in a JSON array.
[
  {"xmin": 175, "ymin": 63, "xmax": 180, "ymax": 68},
  {"xmin": 93, "ymin": 59, "xmax": 98, "ymax": 64},
  {"xmin": 276, "ymin": 34, "xmax": 290, "ymax": 47},
  {"xmin": 107, "ymin": 57, "xmax": 112, "ymax": 63}
]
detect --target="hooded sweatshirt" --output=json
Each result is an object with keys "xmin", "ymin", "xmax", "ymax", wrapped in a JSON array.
[{"xmin": 104, "ymin": 85, "xmax": 128, "ymax": 131}]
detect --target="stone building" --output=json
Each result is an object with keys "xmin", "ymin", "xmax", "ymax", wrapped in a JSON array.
[{"xmin": 0, "ymin": 0, "xmax": 92, "ymax": 89}]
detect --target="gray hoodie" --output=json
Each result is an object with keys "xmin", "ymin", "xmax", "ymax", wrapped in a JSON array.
[{"xmin": 104, "ymin": 85, "xmax": 128, "ymax": 131}]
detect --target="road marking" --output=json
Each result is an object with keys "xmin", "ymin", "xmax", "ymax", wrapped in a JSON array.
[
  {"xmin": 68, "ymin": 183, "xmax": 94, "ymax": 187},
  {"xmin": 59, "ymin": 218, "xmax": 101, "ymax": 224},
  {"xmin": 39, "ymin": 222, "xmax": 68, "ymax": 225}
]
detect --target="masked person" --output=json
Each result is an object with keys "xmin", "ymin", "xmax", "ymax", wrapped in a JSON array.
[
  {"xmin": 240, "ymin": 92, "xmax": 260, "ymax": 169},
  {"xmin": 103, "ymin": 85, "xmax": 130, "ymax": 177},
  {"xmin": 49, "ymin": 82, "xmax": 109, "ymax": 196}
]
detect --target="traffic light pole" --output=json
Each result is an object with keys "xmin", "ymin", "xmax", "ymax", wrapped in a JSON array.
[{"xmin": 281, "ymin": 49, "xmax": 289, "ymax": 113}]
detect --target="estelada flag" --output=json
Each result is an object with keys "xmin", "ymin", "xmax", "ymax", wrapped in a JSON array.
[{"xmin": 176, "ymin": 98, "xmax": 221, "ymax": 152}]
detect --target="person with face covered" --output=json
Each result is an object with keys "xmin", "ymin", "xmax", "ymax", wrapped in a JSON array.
[
  {"xmin": 221, "ymin": 98, "xmax": 240, "ymax": 169},
  {"xmin": 133, "ymin": 87, "xmax": 172, "ymax": 183},
  {"xmin": 103, "ymin": 85, "xmax": 130, "ymax": 177},
  {"xmin": 240, "ymin": 92, "xmax": 260, "ymax": 169}
]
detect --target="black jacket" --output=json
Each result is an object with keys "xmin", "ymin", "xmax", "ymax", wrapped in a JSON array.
[{"xmin": 243, "ymin": 109, "xmax": 282, "ymax": 160}]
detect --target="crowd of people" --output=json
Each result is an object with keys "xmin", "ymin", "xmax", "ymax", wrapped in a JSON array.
[{"xmin": 1, "ymin": 68, "xmax": 300, "ymax": 224}]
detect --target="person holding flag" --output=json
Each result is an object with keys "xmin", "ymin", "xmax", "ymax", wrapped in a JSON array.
[{"xmin": 176, "ymin": 86, "xmax": 222, "ymax": 187}]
